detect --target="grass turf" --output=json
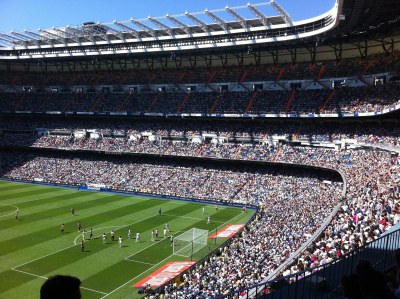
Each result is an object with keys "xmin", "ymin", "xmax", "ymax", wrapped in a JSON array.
[{"xmin": 0, "ymin": 180, "xmax": 253, "ymax": 299}]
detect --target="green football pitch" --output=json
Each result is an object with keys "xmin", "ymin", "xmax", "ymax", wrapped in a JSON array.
[{"xmin": 0, "ymin": 180, "xmax": 253, "ymax": 299}]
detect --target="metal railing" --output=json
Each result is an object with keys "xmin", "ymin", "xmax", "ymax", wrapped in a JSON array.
[
  {"xmin": 262, "ymin": 169, "xmax": 347, "ymax": 283},
  {"xmin": 213, "ymin": 228, "xmax": 400, "ymax": 299}
]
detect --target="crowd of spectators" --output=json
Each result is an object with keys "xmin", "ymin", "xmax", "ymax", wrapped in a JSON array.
[
  {"xmin": 1, "ymin": 51, "xmax": 399, "ymax": 90},
  {"xmin": 2, "ymin": 79, "xmax": 399, "ymax": 114},
  {"xmin": 1, "ymin": 112, "xmax": 400, "ymax": 297},
  {"xmin": 320, "ymin": 50, "xmax": 400, "ymax": 80},
  {"xmin": 1, "ymin": 138, "xmax": 399, "ymax": 297},
  {"xmin": 286, "ymin": 89, "xmax": 331, "ymax": 114},
  {"xmin": 0, "ymin": 149, "xmax": 342, "ymax": 204},
  {"xmin": 323, "ymin": 85, "xmax": 369, "ymax": 114},
  {"xmin": 295, "ymin": 122, "xmax": 400, "ymax": 146},
  {"xmin": 1, "ymin": 116, "xmax": 400, "ymax": 150},
  {"xmin": 180, "ymin": 92, "xmax": 219, "ymax": 114},
  {"xmin": 2, "ymin": 42, "xmax": 400, "ymax": 299},
  {"xmin": 364, "ymin": 50, "xmax": 400, "ymax": 76},
  {"xmin": 353, "ymin": 81, "xmax": 400, "ymax": 113},
  {"xmin": 119, "ymin": 91, "xmax": 157, "ymax": 113}
]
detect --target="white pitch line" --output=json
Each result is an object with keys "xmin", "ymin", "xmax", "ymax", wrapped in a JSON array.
[
  {"xmin": 100, "ymin": 253, "xmax": 177, "ymax": 299},
  {"xmin": 124, "ymin": 231, "xmax": 181, "ymax": 260},
  {"xmin": 13, "ymin": 213, "xmax": 163, "ymax": 269},
  {"xmin": 11, "ymin": 269, "xmax": 107, "ymax": 294},
  {"xmin": 73, "ymin": 213, "xmax": 164, "ymax": 245},
  {"xmin": 81, "ymin": 287, "xmax": 107, "ymax": 295},
  {"xmin": 73, "ymin": 226, "xmax": 125, "ymax": 246},
  {"xmin": 214, "ymin": 210, "xmax": 249, "ymax": 231},
  {"xmin": 163, "ymin": 213, "xmax": 225, "ymax": 223},
  {"xmin": 80, "ymin": 287, "xmax": 108, "ymax": 295},
  {"xmin": 125, "ymin": 260, "xmax": 156, "ymax": 266},
  {"xmin": 6, "ymin": 192, "xmax": 75, "ymax": 205},
  {"xmin": 155, "ymin": 200, "xmax": 240, "ymax": 210},
  {"xmin": 0, "ymin": 204, "xmax": 18, "ymax": 218},
  {"xmin": 12, "ymin": 211, "xmax": 246, "ymax": 277},
  {"xmin": 12, "ymin": 242, "xmax": 78, "ymax": 269},
  {"xmin": 12, "ymin": 214, "xmax": 164, "ymax": 272},
  {"xmin": 12, "ymin": 199, "xmax": 250, "ymax": 299},
  {"xmin": 102, "ymin": 212, "xmax": 250, "ymax": 298},
  {"xmin": 12, "ymin": 268, "xmax": 48, "ymax": 280}
]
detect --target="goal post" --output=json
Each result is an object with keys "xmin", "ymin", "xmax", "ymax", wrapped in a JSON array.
[{"xmin": 173, "ymin": 228, "xmax": 208, "ymax": 257}]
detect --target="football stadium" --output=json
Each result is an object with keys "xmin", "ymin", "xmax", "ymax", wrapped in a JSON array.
[{"xmin": 1, "ymin": 0, "xmax": 400, "ymax": 298}]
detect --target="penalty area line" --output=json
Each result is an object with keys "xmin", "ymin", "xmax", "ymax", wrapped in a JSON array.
[
  {"xmin": 100, "ymin": 252, "xmax": 178, "ymax": 299},
  {"xmin": 11, "ymin": 269, "xmax": 107, "ymax": 295},
  {"xmin": 125, "ymin": 260, "xmax": 156, "ymax": 266},
  {"xmin": 163, "ymin": 214, "xmax": 225, "ymax": 223},
  {"xmin": 124, "ymin": 231, "xmax": 181, "ymax": 260},
  {"xmin": 73, "ymin": 213, "xmax": 162, "ymax": 245},
  {"xmin": 73, "ymin": 226, "xmax": 125, "ymax": 246},
  {"xmin": 104, "ymin": 212, "xmax": 249, "ymax": 298}
]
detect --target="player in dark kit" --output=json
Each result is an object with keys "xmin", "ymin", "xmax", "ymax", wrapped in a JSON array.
[
  {"xmin": 16, "ymin": 210, "xmax": 18, "ymax": 221},
  {"xmin": 111, "ymin": 230, "xmax": 115, "ymax": 241},
  {"xmin": 159, "ymin": 208, "xmax": 161, "ymax": 216},
  {"xmin": 81, "ymin": 240, "xmax": 84, "ymax": 252},
  {"xmin": 71, "ymin": 207, "xmax": 75, "ymax": 216},
  {"xmin": 78, "ymin": 222, "xmax": 81, "ymax": 232},
  {"xmin": 90, "ymin": 228, "xmax": 93, "ymax": 239},
  {"xmin": 61, "ymin": 224, "xmax": 64, "ymax": 233}
]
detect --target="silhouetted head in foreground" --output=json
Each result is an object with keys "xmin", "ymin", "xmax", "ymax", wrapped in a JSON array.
[{"xmin": 40, "ymin": 275, "xmax": 81, "ymax": 299}]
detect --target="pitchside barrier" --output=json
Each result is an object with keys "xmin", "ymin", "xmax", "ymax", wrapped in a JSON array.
[
  {"xmin": 0, "ymin": 177, "xmax": 258, "ymax": 210},
  {"xmin": 214, "ymin": 228, "xmax": 400, "ymax": 299},
  {"xmin": 6, "ymin": 102, "xmax": 400, "ymax": 117}
]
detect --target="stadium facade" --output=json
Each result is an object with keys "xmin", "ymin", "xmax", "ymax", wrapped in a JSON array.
[{"xmin": 1, "ymin": 0, "xmax": 400, "ymax": 298}]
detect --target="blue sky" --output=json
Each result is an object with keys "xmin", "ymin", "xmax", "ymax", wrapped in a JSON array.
[{"xmin": 0, "ymin": 0, "xmax": 336, "ymax": 33}]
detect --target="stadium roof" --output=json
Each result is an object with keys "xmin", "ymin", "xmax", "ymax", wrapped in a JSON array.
[
  {"xmin": 0, "ymin": 0, "xmax": 399, "ymax": 64},
  {"xmin": 323, "ymin": 0, "xmax": 400, "ymax": 43},
  {"xmin": 0, "ymin": 2, "xmax": 292, "ymax": 47}
]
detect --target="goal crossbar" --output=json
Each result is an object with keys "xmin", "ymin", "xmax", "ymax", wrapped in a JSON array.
[{"xmin": 173, "ymin": 228, "xmax": 208, "ymax": 257}]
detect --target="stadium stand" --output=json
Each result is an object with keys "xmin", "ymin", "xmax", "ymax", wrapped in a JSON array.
[{"xmin": 1, "ymin": 0, "xmax": 400, "ymax": 298}]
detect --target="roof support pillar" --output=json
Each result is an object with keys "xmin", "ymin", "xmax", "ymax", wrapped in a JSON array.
[
  {"xmin": 188, "ymin": 55, "xmax": 197, "ymax": 69},
  {"xmin": 204, "ymin": 54, "xmax": 211, "ymax": 68},
  {"xmin": 105, "ymin": 60, "xmax": 114, "ymax": 71},
  {"xmin": 219, "ymin": 53, "xmax": 227, "ymax": 67},
  {"xmin": 381, "ymin": 37, "xmax": 394, "ymax": 56},
  {"xmin": 23, "ymin": 61, "xmax": 30, "ymax": 73},
  {"xmin": 67, "ymin": 61, "xmax": 76, "ymax": 73},
  {"xmin": 287, "ymin": 47, "xmax": 297, "ymax": 65},
  {"xmin": 305, "ymin": 45, "xmax": 316, "ymax": 64},
  {"xmin": 357, "ymin": 40, "xmax": 368, "ymax": 60},
  {"xmin": 79, "ymin": 60, "xmax": 89, "ymax": 72},
  {"xmin": 55, "ymin": 61, "xmax": 64, "ymax": 73},
  {"xmin": 253, "ymin": 50, "xmax": 261, "ymax": 66},
  {"xmin": 131, "ymin": 58, "xmax": 140, "ymax": 71},
  {"xmin": 236, "ymin": 52, "xmax": 243, "ymax": 67},
  {"xmin": 267, "ymin": 49, "xmax": 279, "ymax": 66},
  {"xmin": 174, "ymin": 56, "xmax": 182, "ymax": 69},
  {"xmin": 160, "ymin": 56, "xmax": 168, "ymax": 70},
  {"xmin": 145, "ymin": 57, "xmax": 153, "ymax": 70}
]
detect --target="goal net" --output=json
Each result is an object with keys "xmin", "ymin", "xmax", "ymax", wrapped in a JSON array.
[{"xmin": 173, "ymin": 228, "xmax": 208, "ymax": 257}]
